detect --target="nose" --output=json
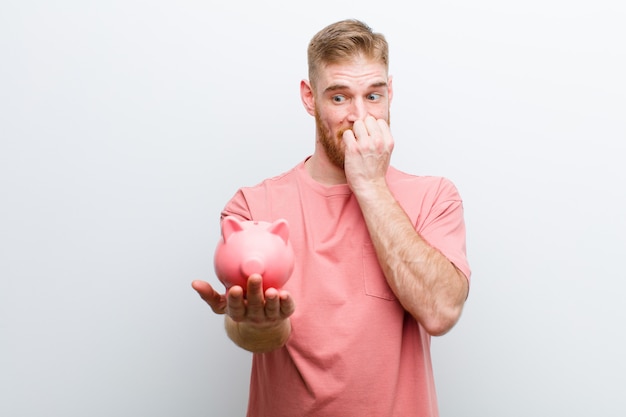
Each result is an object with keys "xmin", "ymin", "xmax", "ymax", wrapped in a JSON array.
[{"xmin": 347, "ymin": 97, "xmax": 368, "ymax": 122}]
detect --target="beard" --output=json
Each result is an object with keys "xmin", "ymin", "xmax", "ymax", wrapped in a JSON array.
[
  {"xmin": 314, "ymin": 110, "xmax": 391, "ymax": 170},
  {"xmin": 315, "ymin": 110, "xmax": 347, "ymax": 170}
]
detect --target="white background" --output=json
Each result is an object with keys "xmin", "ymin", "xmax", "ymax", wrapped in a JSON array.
[{"xmin": 1, "ymin": 1, "xmax": 625, "ymax": 416}]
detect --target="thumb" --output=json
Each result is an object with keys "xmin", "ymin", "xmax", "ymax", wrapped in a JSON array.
[{"xmin": 191, "ymin": 280, "xmax": 227, "ymax": 314}]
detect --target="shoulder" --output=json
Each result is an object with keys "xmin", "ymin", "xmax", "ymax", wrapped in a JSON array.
[
  {"xmin": 241, "ymin": 161, "xmax": 302, "ymax": 194},
  {"xmin": 387, "ymin": 166, "xmax": 461, "ymax": 201},
  {"xmin": 222, "ymin": 160, "xmax": 305, "ymax": 219}
]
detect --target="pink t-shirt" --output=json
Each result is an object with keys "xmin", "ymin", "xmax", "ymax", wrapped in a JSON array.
[{"xmin": 222, "ymin": 159, "xmax": 471, "ymax": 417}]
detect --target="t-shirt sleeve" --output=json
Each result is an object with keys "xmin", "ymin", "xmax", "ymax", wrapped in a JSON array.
[
  {"xmin": 417, "ymin": 178, "xmax": 471, "ymax": 283},
  {"xmin": 220, "ymin": 189, "xmax": 253, "ymax": 221}
]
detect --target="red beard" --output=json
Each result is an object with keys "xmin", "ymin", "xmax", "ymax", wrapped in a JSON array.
[{"xmin": 315, "ymin": 110, "xmax": 348, "ymax": 170}]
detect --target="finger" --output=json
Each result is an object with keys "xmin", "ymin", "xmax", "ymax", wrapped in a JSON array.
[
  {"xmin": 245, "ymin": 274, "xmax": 266, "ymax": 317},
  {"xmin": 364, "ymin": 116, "xmax": 382, "ymax": 140},
  {"xmin": 264, "ymin": 288, "xmax": 281, "ymax": 320},
  {"xmin": 376, "ymin": 118, "xmax": 394, "ymax": 149},
  {"xmin": 351, "ymin": 119, "xmax": 368, "ymax": 141},
  {"xmin": 342, "ymin": 129, "xmax": 357, "ymax": 152},
  {"xmin": 191, "ymin": 280, "xmax": 227, "ymax": 314},
  {"xmin": 226, "ymin": 285, "xmax": 246, "ymax": 321},
  {"xmin": 278, "ymin": 290, "xmax": 296, "ymax": 318}
]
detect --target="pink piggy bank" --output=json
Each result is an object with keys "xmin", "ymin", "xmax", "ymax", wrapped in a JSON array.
[{"xmin": 214, "ymin": 216, "xmax": 295, "ymax": 292}]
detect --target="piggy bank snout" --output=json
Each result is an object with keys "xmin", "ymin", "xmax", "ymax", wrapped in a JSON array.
[{"xmin": 241, "ymin": 257, "xmax": 265, "ymax": 277}]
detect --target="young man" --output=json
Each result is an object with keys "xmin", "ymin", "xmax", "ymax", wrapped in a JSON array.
[{"xmin": 193, "ymin": 19, "xmax": 471, "ymax": 417}]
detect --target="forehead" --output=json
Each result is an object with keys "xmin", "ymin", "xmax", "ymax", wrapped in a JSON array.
[{"xmin": 316, "ymin": 56, "xmax": 388, "ymax": 94}]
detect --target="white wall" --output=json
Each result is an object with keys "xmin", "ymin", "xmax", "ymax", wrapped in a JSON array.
[{"xmin": 1, "ymin": 1, "xmax": 624, "ymax": 416}]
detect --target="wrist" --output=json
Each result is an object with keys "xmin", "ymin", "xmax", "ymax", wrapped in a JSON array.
[
  {"xmin": 351, "ymin": 178, "xmax": 392, "ymax": 203},
  {"xmin": 226, "ymin": 317, "xmax": 291, "ymax": 353}
]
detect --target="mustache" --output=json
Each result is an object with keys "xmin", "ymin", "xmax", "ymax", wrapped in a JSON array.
[{"xmin": 336, "ymin": 126, "xmax": 353, "ymax": 140}]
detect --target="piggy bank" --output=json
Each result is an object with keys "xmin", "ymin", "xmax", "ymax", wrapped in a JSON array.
[{"xmin": 214, "ymin": 216, "xmax": 295, "ymax": 292}]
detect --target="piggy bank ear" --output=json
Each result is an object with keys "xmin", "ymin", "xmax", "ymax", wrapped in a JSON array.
[
  {"xmin": 268, "ymin": 219, "xmax": 290, "ymax": 244},
  {"xmin": 221, "ymin": 216, "xmax": 244, "ymax": 242}
]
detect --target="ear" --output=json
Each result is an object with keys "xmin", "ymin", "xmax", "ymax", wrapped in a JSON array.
[
  {"xmin": 268, "ymin": 219, "xmax": 290, "ymax": 244},
  {"xmin": 300, "ymin": 79, "xmax": 316, "ymax": 116},
  {"xmin": 221, "ymin": 216, "xmax": 244, "ymax": 242},
  {"xmin": 387, "ymin": 75, "xmax": 394, "ymax": 105}
]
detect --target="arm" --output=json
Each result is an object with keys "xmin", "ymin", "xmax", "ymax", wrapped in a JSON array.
[
  {"xmin": 353, "ymin": 182, "xmax": 468, "ymax": 335},
  {"xmin": 192, "ymin": 274, "xmax": 295, "ymax": 352},
  {"xmin": 344, "ymin": 117, "xmax": 469, "ymax": 336}
]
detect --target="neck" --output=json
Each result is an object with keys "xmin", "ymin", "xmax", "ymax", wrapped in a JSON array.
[{"xmin": 304, "ymin": 153, "xmax": 347, "ymax": 186}]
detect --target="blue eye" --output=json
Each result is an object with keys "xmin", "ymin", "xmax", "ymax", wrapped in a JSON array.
[
  {"xmin": 367, "ymin": 93, "xmax": 381, "ymax": 101},
  {"xmin": 332, "ymin": 95, "xmax": 346, "ymax": 103}
]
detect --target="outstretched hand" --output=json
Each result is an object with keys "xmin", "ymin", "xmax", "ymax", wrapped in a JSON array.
[{"xmin": 191, "ymin": 274, "xmax": 295, "ymax": 324}]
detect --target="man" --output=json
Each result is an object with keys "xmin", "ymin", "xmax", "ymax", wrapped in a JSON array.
[{"xmin": 192, "ymin": 19, "xmax": 470, "ymax": 417}]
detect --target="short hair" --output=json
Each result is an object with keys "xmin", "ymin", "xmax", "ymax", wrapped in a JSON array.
[{"xmin": 307, "ymin": 19, "xmax": 389, "ymax": 88}]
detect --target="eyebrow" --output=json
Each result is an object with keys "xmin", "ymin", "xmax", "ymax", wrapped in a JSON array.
[{"xmin": 323, "ymin": 81, "xmax": 388, "ymax": 94}]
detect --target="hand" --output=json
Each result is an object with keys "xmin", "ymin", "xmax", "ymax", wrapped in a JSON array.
[
  {"xmin": 191, "ymin": 274, "xmax": 295, "ymax": 325},
  {"xmin": 342, "ymin": 115, "xmax": 394, "ymax": 192}
]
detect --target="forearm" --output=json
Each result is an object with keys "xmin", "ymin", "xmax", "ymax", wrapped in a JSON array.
[
  {"xmin": 354, "ymin": 181, "xmax": 468, "ymax": 335},
  {"xmin": 225, "ymin": 316, "xmax": 291, "ymax": 353}
]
